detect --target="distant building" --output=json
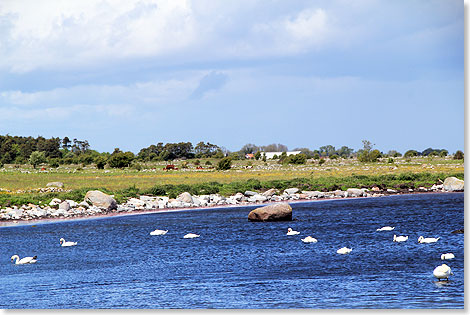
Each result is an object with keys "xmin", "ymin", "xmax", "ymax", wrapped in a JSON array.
[
  {"xmin": 245, "ymin": 153, "xmax": 255, "ymax": 159},
  {"xmin": 262, "ymin": 151, "xmax": 301, "ymax": 159}
]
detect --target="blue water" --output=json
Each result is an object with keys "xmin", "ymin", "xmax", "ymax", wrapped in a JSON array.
[{"xmin": 0, "ymin": 193, "xmax": 464, "ymax": 309}]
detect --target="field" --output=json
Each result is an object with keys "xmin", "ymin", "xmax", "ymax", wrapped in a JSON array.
[{"xmin": 0, "ymin": 156, "xmax": 463, "ymax": 206}]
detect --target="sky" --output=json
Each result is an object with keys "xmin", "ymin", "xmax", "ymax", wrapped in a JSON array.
[{"xmin": 0, "ymin": 0, "xmax": 464, "ymax": 154}]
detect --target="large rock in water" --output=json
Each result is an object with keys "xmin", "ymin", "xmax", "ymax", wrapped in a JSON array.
[
  {"xmin": 84, "ymin": 190, "xmax": 117, "ymax": 211},
  {"xmin": 248, "ymin": 203, "xmax": 292, "ymax": 222},
  {"xmin": 443, "ymin": 177, "xmax": 464, "ymax": 192}
]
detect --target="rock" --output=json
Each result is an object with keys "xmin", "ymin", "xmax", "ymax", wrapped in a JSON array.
[
  {"xmin": 233, "ymin": 192, "xmax": 245, "ymax": 202},
  {"xmin": 65, "ymin": 200, "xmax": 78, "ymax": 208},
  {"xmin": 127, "ymin": 198, "xmax": 146, "ymax": 207},
  {"xmin": 346, "ymin": 188, "xmax": 365, "ymax": 197},
  {"xmin": 443, "ymin": 177, "xmax": 464, "ymax": 192},
  {"xmin": 333, "ymin": 190, "xmax": 347, "ymax": 197},
  {"xmin": 387, "ymin": 189, "xmax": 397, "ymax": 193},
  {"xmin": 177, "ymin": 192, "xmax": 193, "ymax": 204},
  {"xmin": 451, "ymin": 228, "xmax": 464, "ymax": 234},
  {"xmin": 78, "ymin": 201, "xmax": 90, "ymax": 208},
  {"xmin": 302, "ymin": 191, "xmax": 324, "ymax": 198},
  {"xmin": 371, "ymin": 186, "xmax": 381, "ymax": 192},
  {"xmin": 46, "ymin": 182, "xmax": 64, "ymax": 188},
  {"xmin": 284, "ymin": 188, "xmax": 299, "ymax": 195},
  {"xmin": 244, "ymin": 190, "xmax": 257, "ymax": 197},
  {"xmin": 262, "ymin": 188, "xmax": 278, "ymax": 197},
  {"xmin": 58, "ymin": 201, "xmax": 71, "ymax": 211},
  {"xmin": 248, "ymin": 194, "xmax": 268, "ymax": 203},
  {"xmin": 84, "ymin": 190, "xmax": 117, "ymax": 211},
  {"xmin": 49, "ymin": 198, "xmax": 62, "ymax": 206},
  {"xmin": 248, "ymin": 203, "xmax": 292, "ymax": 222}
]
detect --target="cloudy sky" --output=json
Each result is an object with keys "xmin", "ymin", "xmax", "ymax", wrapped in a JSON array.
[{"xmin": 0, "ymin": 0, "xmax": 464, "ymax": 154}]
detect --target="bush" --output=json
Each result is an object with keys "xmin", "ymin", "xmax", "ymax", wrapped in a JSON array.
[
  {"xmin": 108, "ymin": 152, "xmax": 135, "ymax": 168},
  {"xmin": 404, "ymin": 150, "xmax": 419, "ymax": 158},
  {"xmin": 217, "ymin": 157, "xmax": 232, "ymax": 170},
  {"xmin": 205, "ymin": 160, "xmax": 212, "ymax": 166},
  {"xmin": 387, "ymin": 158, "xmax": 394, "ymax": 163},
  {"xmin": 194, "ymin": 159, "xmax": 201, "ymax": 166},
  {"xmin": 319, "ymin": 158, "xmax": 325, "ymax": 165},
  {"xmin": 49, "ymin": 158, "xmax": 60, "ymax": 168},
  {"xmin": 286, "ymin": 153, "xmax": 307, "ymax": 165},
  {"xmin": 330, "ymin": 154, "xmax": 339, "ymax": 160},
  {"xmin": 95, "ymin": 156, "xmax": 107, "ymax": 169}
]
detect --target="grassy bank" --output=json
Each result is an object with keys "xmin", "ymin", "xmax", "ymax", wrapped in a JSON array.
[{"xmin": 0, "ymin": 171, "xmax": 463, "ymax": 207}]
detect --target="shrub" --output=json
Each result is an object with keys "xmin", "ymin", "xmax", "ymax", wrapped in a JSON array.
[
  {"xmin": 330, "ymin": 154, "xmax": 339, "ymax": 160},
  {"xmin": 404, "ymin": 150, "xmax": 418, "ymax": 158},
  {"xmin": 319, "ymin": 158, "xmax": 325, "ymax": 165},
  {"xmin": 194, "ymin": 159, "xmax": 201, "ymax": 166},
  {"xmin": 49, "ymin": 158, "xmax": 60, "ymax": 168},
  {"xmin": 387, "ymin": 158, "xmax": 394, "ymax": 163},
  {"xmin": 286, "ymin": 153, "xmax": 307, "ymax": 165},
  {"xmin": 29, "ymin": 151, "xmax": 46, "ymax": 169},
  {"xmin": 217, "ymin": 157, "xmax": 232, "ymax": 170},
  {"xmin": 95, "ymin": 156, "xmax": 107, "ymax": 169},
  {"xmin": 108, "ymin": 152, "xmax": 135, "ymax": 168},
  {"xmin": 205, "ymin": 160, "xmax": 212, "ymax": 166},
  {"xmin": 440, "ymin": 150, "xmax": 448, "ymax": 157}
]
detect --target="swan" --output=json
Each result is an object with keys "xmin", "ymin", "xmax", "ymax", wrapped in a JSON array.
[
  {"xmin": 286, "ymin": 228, "xmax": 300, "ymax": 236},
  {"xmin": 393, "ymin": 234, "xmax": 408, "ymax": 242},
  {"xmin": 433, "ymin": 264, "xmax": 453, "ymax": 281},
  {"xmin": 150, "ymin": 229, "xmax": 168, "ymax": 236},
  {"xmin": 301, "ymin": 236, "xmax": 318, "ymax": 243},
  {"xmin": 376, "ymin": 226, "xmax": 395, "ymax": 231},
  {"xmin": 337, "ymin": 247, "xmax": 352, "ymax": 254},
  {"xmin": 441, "ymin": 253, "xmax": 455, "ymax": 260},
  {"xmin": 11, "ymin": 255, "xmax": 37, "ymax": 265},
  {"xmin": 183, "ymin": 233, "xmax": 200, "ymax": 239},
  {"xmin": 60, "ymin": 238, "xmax": 77, "ymax": 247},
  {"xmin": 418, "ymin": 236, "xmax": 440, "ymax": 243}
]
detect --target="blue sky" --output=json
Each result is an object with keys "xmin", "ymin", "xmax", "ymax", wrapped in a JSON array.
[{"xmin": 0, "ymin": 0, "xmax": 464, "ymax": 154}]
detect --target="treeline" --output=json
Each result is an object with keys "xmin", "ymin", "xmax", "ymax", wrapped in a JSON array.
[{"xmin": 0, "ymin": 135, "xmax": 464, "ymax": 169}]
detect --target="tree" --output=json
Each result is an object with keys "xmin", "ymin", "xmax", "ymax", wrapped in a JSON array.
[
  {"xmin": 260, "ymin": 143, "xmax": 288, "ymax": 152},
  {"xmin": 286, "ymin": 153, "xmax": 307, "ymax": 164},
  {"xmin": 454, "ymin": 150, "xmax": 464, "ymax": 160},
  {"xmin": 319, "ymin": 145, "xmax": 336, "ymax": 157},
  {"xmin": 254, "ymin": 151, "xmax": 261, "ymax": 160},
  {"xmin": 358, "ymin": 140, "xmax": 375, "ymax": 162},
  {"xmin": 240, "ymin": 143, "xmax": 259, "ymax": 155},
  {"xmin": 62, "ymin": 137, "xmax": 71, "ymax": 150},
  {"xmin": 95, "ymin": 156, "xmax": 107, "ymax": 169},
  {"xmin": 404, "ymin": 150, "xmax": 418, "ymax": 158},
  {"xmin": 217, "ymin": 157, "xmax": 232, "ymax": 170},
  {"xmin": 439, "ymin": 150, "xmax": 448, "ymax": 157},
  {"xmin": 29, "ymin": 151, "xmax": 46, "ymax": 169}
]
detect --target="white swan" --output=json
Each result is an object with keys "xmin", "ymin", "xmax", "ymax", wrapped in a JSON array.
[
  {"xmin": 183, "ymin": 233, "xmax": 200, "ymax": 239},
  {"xmin": 376, "ymin": 226, "xmax": 395, "ymax": 231},
  {"xmin": 150, "ymin": 229, "xmax": 168, "ymax": 236},
  {"xmin": 441, "ymin": 253, "xmax": 455, "ymax": 260},
  {"xmin": 60, "ymin": 238, "xmax": 77, "ymax": 247},
  {"xmin": 301, "ymin": 236, "xmax": 318, "ymax": 243},
  {"xmin": 11, "ymin": 255, "xmax": 37, "ymax": 264},
  {"xmin": 393, "ymin": 234, "xmax": 408, "ymax": 242},
  {"xmin": 418, "ymin": 236, "xmax": 440, "ymax": 243},
  {"xmin": 337, "ymin": 247, "xmax": 352, "ymax": 254},
  {"xmin": 286, "ymin": 228, "xmax": 300, "ymax": 236},
  {"xmin": 433, "ymin": 264, "xmax": 453, "ymax": 280}
]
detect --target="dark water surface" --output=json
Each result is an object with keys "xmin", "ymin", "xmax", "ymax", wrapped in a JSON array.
[{"xmin": 0, "ymin": 193, "xmax": 464, "ymax": 309}]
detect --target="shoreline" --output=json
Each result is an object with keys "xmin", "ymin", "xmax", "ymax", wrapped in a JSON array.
[{"xmin": 0, "ymin": 190, "xmax": 456, "ymax": 228}]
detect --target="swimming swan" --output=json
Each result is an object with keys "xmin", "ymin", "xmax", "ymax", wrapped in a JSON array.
[
  {"xmin": 337, "ymin": 247, "xmax": 352, "ymax": 254},
  {"xmin": 393, "ymin": 235, "xmax": 408, "ymax": 242},
  {"xmin": 183, "ymin": 233, "xmax": 200, "ymax": 239},
  {"xmin": 376, "ymin": 226, "xmax": 395, "ymax": 231},
  {"xmin": 60, "ymin": 238, "xmax": 77, "ymax": 247},
  {"xmin": 441, "ymin": 253, "xmax": 455, "ymax": 260},
  {"xmin": 10, "ymin": 255, "xmax": 37, "ymax": 264},
  {"xmin": 418, "ymin": 236, "xmax": 440, "ymax": 243},
  {"xmin": 301, "ymin": 236, "xmax": 318, "ymax": 243},
  {"xmin": 150, "ymin": 229, "xmax": 168, "ymax": 236},
  {"xmin": 433, "ymin": 264, "xmax": 453, "ymax": 280},
  {"xmin": 286, "ymin": 228, "xmax": 300, "ymax": 236}
]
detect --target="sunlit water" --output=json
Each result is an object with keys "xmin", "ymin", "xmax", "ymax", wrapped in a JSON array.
[{"xmin": 0, "ymin": 193, "xmax": 464, "ymax": 309}]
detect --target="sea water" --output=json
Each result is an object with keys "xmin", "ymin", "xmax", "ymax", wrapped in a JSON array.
[{"xmin": 0, "ymin": 193, "xmax": 464, "ymax": 308}]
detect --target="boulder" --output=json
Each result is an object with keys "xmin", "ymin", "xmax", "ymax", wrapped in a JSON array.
[
  {"xmin": 49, "ymin": 198, "xmax": 62, "ymax": 206},
  {"xmin": 248, "ymin": 203, "xmax": 292, "ymax": 222},
  {"xmin": 262, "ymin": 188, "xmax": 278, "ymax": 197},
  {"xmin": 84, "ymin": 190, "xmax": 117, "ymax": 211},
  {"xmin": 46, "ymin": 182, "xmax": 64, "ymax": 188},
  {"xmin": 284, "ymin": 188, "xmax": 299, "ymax": 195},
  {"xmin": 177, "ymin": 192, "xmax": 193, "ymax": 203},
  {"xmin": 346, "ymin": 188, "xmax": 365, "ymax": 197},
  {"xmin": 302, "ymin": 191, "xmax": 324, "ymax": 198},
  {"xmin": 58, "ymin": 201, "xmax": 71, "ymax": 211},
  {"xmin": 443, "ymin": 177, "xmax": 464, "ymax": 192},
  {"xmin": 244, "ymin": 190, "xmax": 257, "ymax": 197}
]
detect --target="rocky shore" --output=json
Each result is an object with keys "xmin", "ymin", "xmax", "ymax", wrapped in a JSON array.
[{"xmin": 0, "ymin": 177, "xmax": 463, "ymax": 224}]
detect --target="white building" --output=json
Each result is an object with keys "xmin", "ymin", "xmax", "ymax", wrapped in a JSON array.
[{"xmin": 262, "ymin": 151, "xmax": 301, "ymax": 159}]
